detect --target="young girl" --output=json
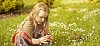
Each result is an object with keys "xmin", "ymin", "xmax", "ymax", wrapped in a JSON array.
[{"xmin": 12, "ymin": 2, "xmax": 52, "ymax": 46}]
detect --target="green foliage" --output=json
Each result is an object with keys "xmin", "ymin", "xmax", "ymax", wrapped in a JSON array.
[
  {"xmin": 0, "ymin": 0, "xmax": 24, "ymax": 13},
  {"xmin": 38, "ymin": 0, "xmax": 54, "ymax": 7}
]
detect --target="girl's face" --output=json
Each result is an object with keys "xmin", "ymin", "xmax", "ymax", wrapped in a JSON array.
[{"xmin": 35, "ymin": 10, "xmax": 48, "ymax": 24}]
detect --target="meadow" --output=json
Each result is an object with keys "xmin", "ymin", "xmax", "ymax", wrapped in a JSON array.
[{"xmin": 0, "ymin": 0, "xmax": 100, "ymax": 46}]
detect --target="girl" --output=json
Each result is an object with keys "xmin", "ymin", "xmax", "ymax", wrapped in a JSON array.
[{"xmin": 12, "ymin": 2, "xmax": 52, "ymax": 46}]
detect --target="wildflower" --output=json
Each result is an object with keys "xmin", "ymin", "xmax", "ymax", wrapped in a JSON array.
[
  {"xmin": 78, "ymin": 42, "xmax": 80, "ymax": 46},
  {"xmin": 14, "ymin": 29, "xmax": 17, "ymax": 31},
  {"xmin": 89, "ymin": 33, "xmax": 92, "ymax": 36},
  {"xmin": 52, "ymin": 13, "xmax": 58, "ymax": 16},
  {"xmin": 82, "ymin": 8, "xmax": 100, "ymax": 20},
  {"xmin": 49, "ymin": 22, "xmax": 69, "ymax": 30},
  {"xmin": 62, "ymin": 32, "xmax": 65, "ymax": 34},
  {"xmin": 72, "ymin": 40, "xmax": 76, "ymax": 42},
  {"xmin": 54, "ymin": 42, "xmax": 57, "ymax": 44},
  {"xmin": 62, "ymin": 44, "xmax": 64, "ymax": 46},
  {"xmin": 51, "ymin": 7, "xmax": 62, "ymax": 12},
  {"xmin": 92, "ymin": 26, "xmax": 95, "ymax": 30},
  {"xmin": 80, "ymin": 40, "xmax": 83, "ymax": 44},
  {"xmin": 4, "ymin": 43, "xmax": 5, "ymax": 44},
  {"xmin": 77, "ymin": 8, "xmax": 88, "ymax": 13},
  {"xmin": 13, "ymin": 24, "xmax": 16, "ymax": 27},
  {"xmin": 66, "ymin": 7, "xmax": 76, "ymax": 12}
]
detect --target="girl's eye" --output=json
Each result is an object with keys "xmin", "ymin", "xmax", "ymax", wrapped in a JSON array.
[
  {"xmin": 40, "ymin": 8, "xmax": 42, "ymax": 10},
  {"xmin": 40, "ymin": 16, "xmax": 44, "ymax": 18}
]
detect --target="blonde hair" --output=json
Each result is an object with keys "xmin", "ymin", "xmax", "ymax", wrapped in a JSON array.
[{"xmin": 29, "ymin": 2, "xmax": 49, "ymax": 22}]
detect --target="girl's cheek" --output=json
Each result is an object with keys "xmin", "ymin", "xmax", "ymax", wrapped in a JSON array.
[{"xmin": 36, "ymin": 17, "xmax": 42, "ymax": 22}]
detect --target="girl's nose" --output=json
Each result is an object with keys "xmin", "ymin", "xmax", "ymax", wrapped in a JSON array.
[{"xmin": 41, "ymin": 18, "xmax": 45, "ymax": 22}]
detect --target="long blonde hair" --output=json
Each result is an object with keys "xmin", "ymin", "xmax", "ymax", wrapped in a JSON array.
[{"xmin": 28, "ymin": 2, "xmax": 49, "ymax": 24}]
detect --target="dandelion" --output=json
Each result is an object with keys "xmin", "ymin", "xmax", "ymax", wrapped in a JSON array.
[
  {"xmin": 4, "ymin": 43, "xmax": 6, "ymax": 44},
  {"xmin": 79, "ymin": 28, "xmax": 85, "ymax": 32},
  {"xmin": 62, "ymin": 44, "xmax": 64, "ymax": 46},
  {"xmin": 13, "ymin": 24, "xmax": 16, "ymax": 27},
  {"xmin": 82, "ymin": 37, "xmax": 85, "ymax": 40},
  {"xmin": 54, "ymin": 42, "xmax": 57, "ymax": 44},
  {"xmin": 52, "ymin": 13, "xmax": 58, "ymax": 16},
  {"xmin": 66, "ymin": 39, "xmax": 69, "ymax": 40},
  {"xmin": 80, "ymin": 40, "xmax": 83, "ymax": 44},
  {"xmin": 86, "ymin": 37, "xmax": 89, "ymax": 41},
  {"xmin": 69, "ymin": 40, "xmax": 72, "ymax": 42},
  {"xmin": 72, "ymin": 40, "xmax": 76, "ymax": 42},
  {"xmin": 80, "ymin": 39, "xmax": 82, "ymax": 41},
  {"xmin": 84, "ymin": 42, "xmax": 85, "ymax": 43},
  {"xmin": 71, "ymin": 43, "xmax": 73, "ymax": 45},
  {"xmin": 87, "ymin": 34, "xmax": 90, "ymax": 37},
  {"xmin": 62, "ymin": 32, "xmax": 65, "ymax": 34},
  {"xmin": 73, "ymin": 29, "xmax": 76, "ymax": 32},
  {"xmin": 89, "ymin": 33, "xmax": 92, "ymax": 36},
  {"xmin": 68, "ymin": 24, "xmax": 73, "ymax": 27},
  {"xmin": 76, "ymin": 17, "xmax": 80, "ymax": 20},
  {"xmin": 65, "ymin": 32, "xmax": 69, "ymax": 34},
  {"xmin": 94, "ymin": 37, "xmax": 97, "ymax": 40},
  {"xmin": 49, "ymin": 22, "xmax": 57, "ymax": 26},
  {"xmin": 78, "ymin": 42, "xmax": 80, "ymax": 46},
  {"xmin": 73, "ymin": 22, "xmax": 76, "ymax": 26},
  {"xmin": 92, "ymin": 26, "xmax": 95, "ymax": 30},
  {"xmin": 17, "ymin": 24, "xmax": 19, "ymax": 28},
  {"xmin": 76, "ymin": 17, "xmax": 82, "ymax": 21}
]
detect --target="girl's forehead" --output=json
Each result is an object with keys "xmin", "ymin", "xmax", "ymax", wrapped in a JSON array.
[
  {"xmin": 39, "ymin": 14, "xmax": 48, "ymax": 17},
  {"xmin": 39, "ymin": 12, "xmax": 48, "ymax": 17}
]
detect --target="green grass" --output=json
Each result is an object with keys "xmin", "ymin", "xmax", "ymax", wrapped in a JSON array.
[
  {"xmin": 0, "ymin": 14, "xmax": 27, "ymax": 46},
  {"xmin": 0, "ymin": 0, "xmax": 100, "ymax": 46}
]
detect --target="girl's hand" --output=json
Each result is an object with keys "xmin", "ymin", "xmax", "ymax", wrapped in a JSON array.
[{"xmin": 39, "ymin": 35, "xmax": 53, "ymax": 43}]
